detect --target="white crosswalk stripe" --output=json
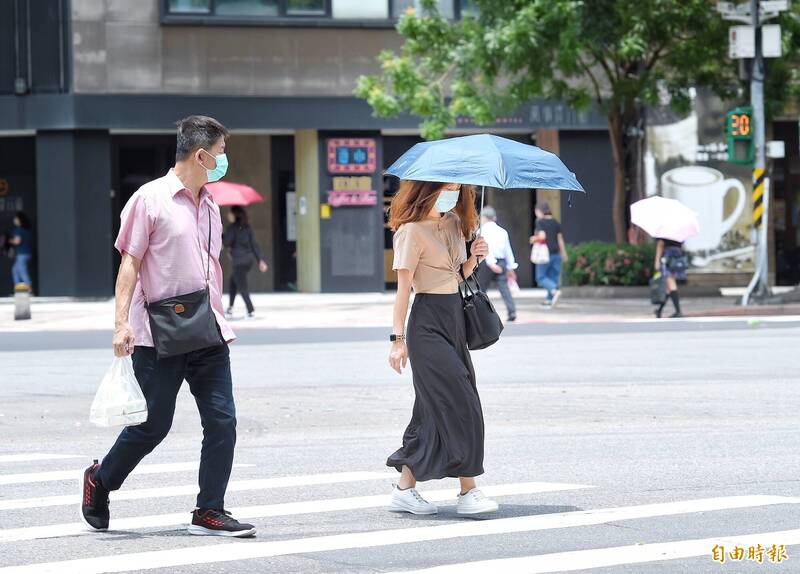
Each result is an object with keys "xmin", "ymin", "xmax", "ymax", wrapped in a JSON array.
[
  {"xmin": 388, "ymin": 529, "xmax": 800, "ymax": 574},
  {"xmin": 0, "ymin": 481, "xmax": 592, "ymax": 542},
  {"xmin": 1, "ymin": 457, "xmax": 797, "ymax": 573},
  {"xmin": 0, "ymin": 462, "xmax": 253, "ymax": 486},
  {"xmin": 1, "ymin": 495, "xmax": 796, "ymax": 573},
  {"xmin": 0, "ymin": 455, "xmax": 83, "ymax": 464},
  {"xmin": 0, "ymin": 471, "xmax": 392, "ymax": 510}
]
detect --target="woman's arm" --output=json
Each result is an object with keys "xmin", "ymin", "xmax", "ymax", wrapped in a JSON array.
[
  {"xmin": 389, "ymin": 269, "xmax": 413, "ymax": 374},
  {"xmin": 462, "ymin": 236, "xmax": 489, "ymax": 277},
  {"xmin": 654, "ymin": 240, "xmax": 664, "ymax": 272}
]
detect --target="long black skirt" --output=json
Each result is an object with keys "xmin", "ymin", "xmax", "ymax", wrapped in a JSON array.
[{"xmin": 387, "ymin": 293, "xmax": 485, "ymax": 481}]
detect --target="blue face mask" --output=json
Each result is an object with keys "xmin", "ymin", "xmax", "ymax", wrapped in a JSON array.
[
  {"xmin": 202, "ymin": 151, "xmax": 228, "ymax": 183},
  {"xmin": 435, "ymin": 189, "xmax": 460, "ymax": 213}
]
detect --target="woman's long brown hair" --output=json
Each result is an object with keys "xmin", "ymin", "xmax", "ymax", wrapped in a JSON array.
[{"xmin": 388, "ymin": 180, "xmax": 478, "ymax": 240}]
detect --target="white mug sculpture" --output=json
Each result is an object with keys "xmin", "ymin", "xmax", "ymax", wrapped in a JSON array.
[{"xmin": 660, "ymin": 166, "xmax": 746, "ymax": 251}]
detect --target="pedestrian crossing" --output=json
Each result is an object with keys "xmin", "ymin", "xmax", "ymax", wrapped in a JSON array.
[{"xmin": 1, "ymin": 453, "xmax": 798, "ymax": 574}]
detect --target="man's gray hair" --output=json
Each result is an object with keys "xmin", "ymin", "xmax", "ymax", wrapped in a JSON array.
[
  {"xmin": 175, "ymin": 115, "xmax": 229, "ymax": 161},
  {"xmin": 481, "ymin": 205, "xmax": 497, "ymax": 220}
]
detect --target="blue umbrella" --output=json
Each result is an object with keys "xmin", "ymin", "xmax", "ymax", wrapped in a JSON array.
[
  {"xmin": 385, "ymin": 134, "xmax": 585, "ymax": 192},
  {"xmin": 384, "ymin": 134, "xmax": 585, "ymax": 231}
]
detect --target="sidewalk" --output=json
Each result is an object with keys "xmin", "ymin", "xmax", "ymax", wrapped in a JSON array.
[{"xmin": 2, "ymin": 289, "xmax": 796, "ymax": 332}]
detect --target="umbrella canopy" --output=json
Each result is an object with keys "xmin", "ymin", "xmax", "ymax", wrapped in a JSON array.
[
  {"xmin": 384, "ymin": 134, "xmax": 585, "ymax": 192},
  {"xmin": 206, "ymin": 181, "xmax": 264, "ymax": 206},
  {"xmin": 630, "ymin": 196, "xmax": 700, "ymax": 243}
]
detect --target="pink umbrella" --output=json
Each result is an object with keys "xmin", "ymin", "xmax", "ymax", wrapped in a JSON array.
[
  {"xmin": 630, "ymin": 196, "xmax": 700, "ymax": 242},
  {"xmin": 206, "ymin": 181, "xmax": 264, "ymax": 206}
]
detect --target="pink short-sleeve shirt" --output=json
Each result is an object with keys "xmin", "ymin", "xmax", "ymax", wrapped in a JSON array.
[{"xmin": 115, "ymin": 169, "xmax": 235, "ymax": 347}]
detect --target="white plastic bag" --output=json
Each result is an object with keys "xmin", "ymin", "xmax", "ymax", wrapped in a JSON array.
[{"xmin": 90, "ymin": 356, "xmax": 148, "ymax": 427}]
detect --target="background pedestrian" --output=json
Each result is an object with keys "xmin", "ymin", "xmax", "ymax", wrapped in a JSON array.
[
  {"xmin": 9, "ymin": 211, "xmax": 33, "ymax": 289},
  {"xmin": 654, "ymin": 238, "xmax": 685, "ymax": 318},
  {"xmin": 476, "ymin": 206, "xmax": 517, "ymax": 322},
  {"xmin": 223, "ymin": 205, "xmax": 267, "ymax": 320},
  {"xmin": 531, "ymin": 202, "xmax": 568, "ymax": 307}
]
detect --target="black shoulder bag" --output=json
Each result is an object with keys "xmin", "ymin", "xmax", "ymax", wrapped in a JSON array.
[
  {"xmin": 458, "ymin": 266, "xmax": 504, "ymax": 350},
  {"xmin": 144, "ymin": 205, "xmax": 222, "ymax": 358}
]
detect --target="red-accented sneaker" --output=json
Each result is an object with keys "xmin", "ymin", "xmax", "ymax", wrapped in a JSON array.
[
  {"xmin": 80, "ymin": 459, "xmax": 109, "ymax": 531},
  {"xmin": 188, "ymin": 508, "xmax": 256, "ymax": 537}
]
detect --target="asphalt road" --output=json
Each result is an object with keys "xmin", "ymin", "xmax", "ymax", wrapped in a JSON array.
[{"xmin": 0, "ymin": 320, "xmax": 798, "ymax": 573}]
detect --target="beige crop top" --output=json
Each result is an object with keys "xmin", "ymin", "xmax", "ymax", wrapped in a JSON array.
[{"xmin": 392, "ymin": 212, "xmax": 468, "ymax": 294}]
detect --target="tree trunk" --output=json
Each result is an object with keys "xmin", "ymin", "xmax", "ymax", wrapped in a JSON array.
[{"xmin": 607, "ymin": 110, "xmax": 627, "ymax": 244}]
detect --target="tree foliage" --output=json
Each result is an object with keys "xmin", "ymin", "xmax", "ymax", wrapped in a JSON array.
[{"xmin": 356, "ymin": 0, "xmax": 800, "ymax": 242}]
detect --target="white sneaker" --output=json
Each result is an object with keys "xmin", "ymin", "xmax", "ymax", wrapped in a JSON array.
[
  {"xmin": 550, "ymin": 290, "xmax": 562, "ymax": 307},
  {"xmin": 224, "ymin": 308, "xmax": 234, "ymax": 319},
  {"xmin": 244, "ymin": 312, "xmax": 256, "ymax": 321},
  {"xmin": 390, "ymin": 485, "xmax": 438, "ymax": 515},
  {"xmin": 457, "ymin": 488, "xmax": 499, "ymax": 515}
]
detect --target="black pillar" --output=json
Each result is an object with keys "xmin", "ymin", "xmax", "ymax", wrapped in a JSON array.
[{"xmin": 36, "ymin": 130, "xmax": 112, "ymax": 296}]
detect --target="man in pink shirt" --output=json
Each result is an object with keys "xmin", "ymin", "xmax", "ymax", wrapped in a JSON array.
[{"xmin": 80, "ymin": 116, "xmax": 255, "ymax": 538}]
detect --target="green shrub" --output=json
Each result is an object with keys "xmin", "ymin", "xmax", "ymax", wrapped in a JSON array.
[{"xmin": 563, "ymin": 241, "xmax": 656, "ymax": 286}]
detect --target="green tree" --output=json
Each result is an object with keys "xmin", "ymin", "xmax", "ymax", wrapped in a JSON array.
[{"xmin": 356, "ymin": 0, "xmax": 798, "ymax": 243}]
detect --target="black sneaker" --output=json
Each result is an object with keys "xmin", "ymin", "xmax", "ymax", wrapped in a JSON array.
[
  {"xmin": 188, "ymin": 509, "xmax": 256, "ymax": 537},
  {"xmin": 80, "ymin": 459, "xmax": 109, "ymax": 531}
]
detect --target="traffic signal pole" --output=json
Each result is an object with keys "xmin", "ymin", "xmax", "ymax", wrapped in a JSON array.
[{"xmin": 742, "ymin": 0, "xmax": 770, "ymax": 305}]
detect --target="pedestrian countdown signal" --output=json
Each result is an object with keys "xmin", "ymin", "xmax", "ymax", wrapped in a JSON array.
[{"xmin": 726, "ymin": 107, "xmax": 754, "ymax": 165}]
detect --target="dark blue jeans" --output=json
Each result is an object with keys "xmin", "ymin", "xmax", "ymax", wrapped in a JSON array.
[{"xmin": 96, "ymin": 343, "xmax": 236, "ymax": 510}]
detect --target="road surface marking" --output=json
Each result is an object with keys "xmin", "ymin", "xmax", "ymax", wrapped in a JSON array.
[
  {"xmin": 2, "ymin": 495, "xmax": 796, "ymax": 573},
  {"xmin": 0, "ymin": 454, "xmax": 83, "ymax": 464},
  {"xmin": 0, "ymin": 462, "xmax": 253, "ymax": 486},
  {"xmin": 387, "ymin": 528, "xmax": 800, "ymax": 573},
  {"xmin": 0, "ymin": 471, "xmax": 392, "ymax": 511},
  {"xmin": 0, "ymin": 481, "xmax": 592, "ymax": 542}
]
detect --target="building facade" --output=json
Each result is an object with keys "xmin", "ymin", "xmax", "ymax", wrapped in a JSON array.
[{"xmin": 0, "ymin": 0, "xmax": 617, "ymax": 297}]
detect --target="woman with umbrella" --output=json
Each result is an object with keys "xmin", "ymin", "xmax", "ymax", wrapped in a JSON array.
[
  {"xmin": 384, "ymin": 134, "xmax": 584, "ymax": 516},
  {"xmin": 386, "ymin": 180, "xmax": 499, "ymax": 516},
  {"xmin": 630, "ymin": 196, "xmax": 698, "ymax": 319}
]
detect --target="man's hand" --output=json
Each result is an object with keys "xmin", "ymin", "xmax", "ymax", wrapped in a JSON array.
[
  {"xmin": 506, "ymin": 269, "xmax": 517, "ymax": 281},
  {"xmin": 489, "ymin": 263, "xmax": 503, "ymax": 274},
  {"xmin": 258, "ymin": 260, "xmax": 268, "ymax": 273},
  {"xmin": 113, "ymin": 322, "xmax": 135, "ymax": 357}
]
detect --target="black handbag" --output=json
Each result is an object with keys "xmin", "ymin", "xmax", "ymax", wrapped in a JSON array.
[
  {"xmin": 649, "ymin": 274, "xmax": 667, "ymax": 305},
  {"xmin": 144, "ymin": 206, "xmax": 222, "ymax": 359},
  {"xmin": 458, "ymin": 267, "xmax": 504, "ymax": 350}
]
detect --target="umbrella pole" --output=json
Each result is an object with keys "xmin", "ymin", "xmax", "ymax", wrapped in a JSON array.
[{"xmin": 477, "ymin": 185, "xmax": 485, "ymax": 236}]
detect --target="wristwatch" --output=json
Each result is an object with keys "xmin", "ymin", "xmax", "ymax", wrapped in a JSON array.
[{"xmin": 390, "ymin": 334, "xmax": 406, "ymax": 342}]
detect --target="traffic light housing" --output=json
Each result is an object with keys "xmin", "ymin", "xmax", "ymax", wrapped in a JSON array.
[{"xmin": 726, "ymin": 106, "xmax": 754, "ymax": 165}]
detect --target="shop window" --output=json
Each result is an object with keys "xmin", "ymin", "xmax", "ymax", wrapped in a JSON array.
[
  {"xmin": 216, "ymin": 0, "xmax": 279, "ymax": 16},
  {"xmin": 166, "ymin": 0, "xmax": 329, "ymax": 18},
  {"xmin": 392, "ymin": 0, "xmax": 454, "ymax": 19},
  {"xmin": 168, "ymin": 0, "xmax": 212, "ymax": 13},
  {"xmin": 287, "ymin": 0, "xmax": 326, "ymax": 15}
]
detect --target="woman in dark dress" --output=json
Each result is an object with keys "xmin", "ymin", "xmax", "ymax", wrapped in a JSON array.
[
  {"xmin": 654, "ymin": 238, "xmax": 685, "ymax": 318},
  {"xmin": 223, "ymin": 206, "xmax": 267, "ymax": 320},
  {"xmin": 386, "ymin": 179, "xmax": 498, "ymax": 516}
]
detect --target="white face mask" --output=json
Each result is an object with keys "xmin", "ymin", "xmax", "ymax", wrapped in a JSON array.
[{"xmin": 434, "ymin": 189, "xmax": 460, "ymax": 213}]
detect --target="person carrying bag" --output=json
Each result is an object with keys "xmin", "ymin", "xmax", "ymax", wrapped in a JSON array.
[
  {"xmin": 385, "ymin": 179, "xmax": 500, "ymax": 518},
  {"xmin": 79, "ymin": 116, "xmax": 255, "ymax": 538}
]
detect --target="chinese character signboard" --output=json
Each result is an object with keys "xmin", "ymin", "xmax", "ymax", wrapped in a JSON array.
[
  {"xmin": 328, "ymin": 176, "xmax": 377, "ymax": 207},
  {"xmin": 327, "ymin": 139, "xmax": 377, "ymax": 174}
]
